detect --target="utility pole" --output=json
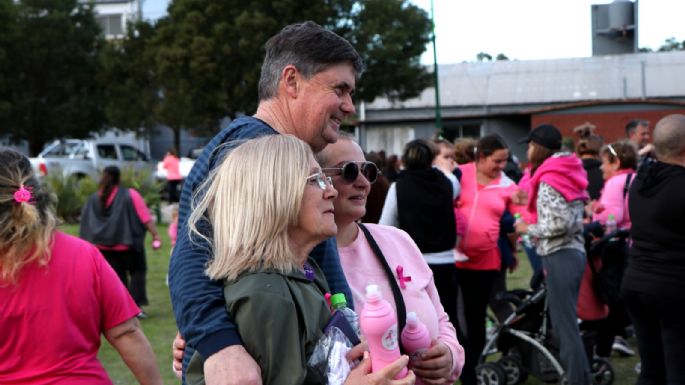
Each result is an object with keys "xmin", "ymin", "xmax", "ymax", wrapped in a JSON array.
[{"xmin": 430, "ymin": 0, "xmax": 442, "ymax": 132}]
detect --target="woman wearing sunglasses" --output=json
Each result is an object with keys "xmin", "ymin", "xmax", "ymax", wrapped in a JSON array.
[
  {"xmin": 318, "ymin": 134, "xmax": 464, "ymax": 385},
  {"xmin": 184, "ymin": 135, "xmax": 414, "ymax": 385}
]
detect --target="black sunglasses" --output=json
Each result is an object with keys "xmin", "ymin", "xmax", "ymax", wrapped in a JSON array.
[{"xmin": 323, "ymin": 161, "xmax": 379, "ymax": 184}]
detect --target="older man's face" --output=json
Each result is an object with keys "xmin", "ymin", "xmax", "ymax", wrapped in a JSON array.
[
  {"xmin": 292, "ymin": 63, "xmax": 356, "ymax": 152},
  {"xmin": 630, "ymin": 123, "xmax": 651, "ymax": 149}
]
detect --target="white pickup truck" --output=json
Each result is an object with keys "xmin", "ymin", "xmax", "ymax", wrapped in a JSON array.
[{"xmin": 30, "ymin": 139, "xmax": 155, "ymax": 180}]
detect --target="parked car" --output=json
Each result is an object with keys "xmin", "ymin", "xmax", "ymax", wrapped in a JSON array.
[{"xmin": 29, "ymin": 139, "xmax": 155, "ymax": 180}]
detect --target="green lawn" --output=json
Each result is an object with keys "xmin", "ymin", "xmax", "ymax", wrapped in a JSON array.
[{"xmin": 60, "ymin": 224, "xmax": 638, "ymax": 385}]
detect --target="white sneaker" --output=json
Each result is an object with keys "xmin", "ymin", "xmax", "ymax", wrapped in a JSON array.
[
  {"xmin": 454, "ymin": 250, "xmax": 469, "ymax": 262},
  {"xmin": 612, "ymin": 336, "xmax": 635, "ymax": 357}
]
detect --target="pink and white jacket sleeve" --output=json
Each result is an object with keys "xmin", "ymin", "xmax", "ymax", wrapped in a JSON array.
[{"xmin": 592, "ymin": 173, "xmax": 633, "ymax": 229}]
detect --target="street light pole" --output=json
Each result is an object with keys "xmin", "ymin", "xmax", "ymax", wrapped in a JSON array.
[{"xmin": 431, "ymin": 0, "xmax": 442, "ymax": 132}]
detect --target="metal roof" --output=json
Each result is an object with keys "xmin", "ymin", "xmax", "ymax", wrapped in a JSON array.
[{"xmin": 366, "ymin": 51, "xmax": 685, "ymax": 110}]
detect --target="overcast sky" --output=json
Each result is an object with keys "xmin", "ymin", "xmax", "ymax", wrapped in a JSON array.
[{"xmin": 142, "ymin": 0, "xmax": 685, "ymax": 64}]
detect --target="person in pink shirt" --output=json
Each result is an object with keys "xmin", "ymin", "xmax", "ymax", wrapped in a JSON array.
[
  {"xmin": 0, "ymin": 149, "xmax": 162, "ymax": 385},
  {"xmin": 80, "ymin": 166, "xmax": 161, "ymax": 315},
  {"xmin": 584, "ymin": 140, "xmax": 638, "ymax": 359},
  {"xmin": 591, "ymin": 140, "xmax": 638, "ymax": 229},
  {"xmin": 454, "ymin": 134, "xmax": 519, "ymax": 385},
  {"xmin": 162, "ymin": 148, "xmax": 183, "ymax": 203},
  {"xmin": 318, "ymin": 134, "xmax": 464, "ymax": 385}
]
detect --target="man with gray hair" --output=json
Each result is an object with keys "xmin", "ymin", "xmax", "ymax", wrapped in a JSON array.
[
  {"xmin": 621, "ymin": 114, "xmax": 685, "ymax": 385},
  {"xmin": 169, "ymin": 21, "xmax": 416, "ymax": 385},
  {"xmin": 625, "ymin": 119, "xmax": 654, "ymax": 158}
]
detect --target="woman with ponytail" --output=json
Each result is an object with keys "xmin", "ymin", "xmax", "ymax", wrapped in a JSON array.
[
  {"xmin": 515, "ymin": 125, "xmax": 591, "ymax": 385},
  {"xmin": 80, "ymin": 166, "xmax": 161, "ymax": 313},
  {"xmin": 0, "ymin": 149, "xmax": 162, "ymax": 385}
]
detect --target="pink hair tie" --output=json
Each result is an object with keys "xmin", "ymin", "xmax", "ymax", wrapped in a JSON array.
[{"xmin": 13, "ymin": 186, "xmax": 32, "ymax": 203}]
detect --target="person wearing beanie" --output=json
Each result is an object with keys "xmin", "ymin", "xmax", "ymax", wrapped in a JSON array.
[{"xmin": 515, "ymin": 124, "xmax": 592, "ymax": 385}]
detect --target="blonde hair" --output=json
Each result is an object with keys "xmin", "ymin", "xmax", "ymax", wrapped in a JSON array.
[
  {"xmin": 0, "ymin": 149, "xmax": 57, "ymax": 285},
  {"xmin": 188, "ymin": 135, "xmax": 312, "ymax": 281}
]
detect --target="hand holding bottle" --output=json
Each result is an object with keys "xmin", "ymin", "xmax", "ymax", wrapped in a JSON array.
[{"xmin": 410, "ymin": 340, "xmax": 454, "ymax": 383}]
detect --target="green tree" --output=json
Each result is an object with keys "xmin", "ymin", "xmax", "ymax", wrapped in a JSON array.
[
  {"xmin": 99, "ymin": 21, "xmax": 159, "ymax": 140},
  {"xmin": 4, "ymin": 0, "xmax": 105, "ymax": 155},
  {"xmin": 343, "ymin": 0, "xmax": 432, "ymax": 103},
  {"xmin": 0, "ymin": 0, "xmax": 16, "ymax": 131},
  {"xmin": 103, "ymin": 0, "xmax": 433, "ymax": 150},
  {"xmin": 658, "ymin": 37, "xmax": 685, "ymax": 52}
]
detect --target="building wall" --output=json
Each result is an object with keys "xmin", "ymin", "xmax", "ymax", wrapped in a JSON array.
[{"xmin": 531, "ymin": 102, "xmax": 685, "ymax": 147}]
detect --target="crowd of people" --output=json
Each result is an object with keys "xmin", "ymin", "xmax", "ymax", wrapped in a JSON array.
[{"xmin": 2, "ymin": 19, "xmax": 684, "ymax": 385}]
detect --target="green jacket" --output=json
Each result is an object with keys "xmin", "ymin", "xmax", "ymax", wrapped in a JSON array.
[{"xmin": 186, "ymin": 259, "xmax": 331, "ymax": 385}]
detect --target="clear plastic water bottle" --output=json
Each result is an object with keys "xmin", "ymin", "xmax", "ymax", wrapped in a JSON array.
[
  {"xmin": 605, "ymin": 213, "xmax": 617, "ymax": 236},
  {"xmin": 330, "ymin": 293, "xmax": 360, "ymax": 337},
  {"xmin": 514, "ymin": 213, "xmax": 534, "ymax": 248}
]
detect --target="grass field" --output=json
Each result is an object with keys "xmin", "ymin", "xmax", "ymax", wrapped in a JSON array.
[{"xmin": 60, "ymin": 224, "xmax": 639, "ymax": 385}]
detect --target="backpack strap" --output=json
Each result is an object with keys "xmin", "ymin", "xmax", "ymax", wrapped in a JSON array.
[
  {"xmin": 358, "ymin": 223, "xmax": 407, "ymax": 354},
  {"xmin": 623, "ymin": 173, "xmax": 634, "ymax": 200}
]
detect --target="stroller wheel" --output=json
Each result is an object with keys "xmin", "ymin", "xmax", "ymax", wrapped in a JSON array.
[
  {"xmin": 476, "ymin": 362, "xmax": 507, "ymax": 385},
  {"xmin": 498, "ymin": 356, "xmax": 528, "ymax": 385},
  {"xmin": 591, "ymin": 357, "xmax": 614, "ymax": 385}
]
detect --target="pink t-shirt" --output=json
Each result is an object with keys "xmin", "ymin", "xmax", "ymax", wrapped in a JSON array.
[
  {"xmin": 162, "ymin": 154, "xmax": 182, "ymax": 181},
  {"xmin": 338, "ymin": 224, "xmax": 464, "ymax": 383},
  {"xmin": 0, "ymin": 231, "xmax": 140, "ymax": 385},
  {"xmin": 97, "ymin": 187, "xmax": 152, "ymax": 251}
]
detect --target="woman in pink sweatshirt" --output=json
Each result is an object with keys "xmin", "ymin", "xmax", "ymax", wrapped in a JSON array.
[
  {"xmin": 319, "ymin": 135, "xmax": 464, "ymax": 385},
  {"xmin": 455, "ymin": 134, "xmax": 519, "ymax": 385}
]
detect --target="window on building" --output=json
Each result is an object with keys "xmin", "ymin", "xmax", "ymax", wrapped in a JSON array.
[
  {"xmin": 443, "ymin": 123, "xmax": 482, "ymax": 141},
  {"xmin": 96, "ymin": 14, "xmax": 124, "ymax": 37}
]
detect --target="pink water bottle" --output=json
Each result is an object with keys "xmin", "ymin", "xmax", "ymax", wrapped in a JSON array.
[
  {"xmin": 359, "ymin": 284, "xmax": 408, "ymax": 378},
  {"xmin": 401, "ymin": 312, "xmax": 431, "ymax": 362}
]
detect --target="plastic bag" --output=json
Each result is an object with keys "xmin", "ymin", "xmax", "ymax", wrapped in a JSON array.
[{"xmin": 307, "ymin": 326, "xmax": 353, "ymax": 385}]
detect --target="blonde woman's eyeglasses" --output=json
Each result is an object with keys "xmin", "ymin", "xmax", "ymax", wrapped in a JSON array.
[{"xmin": 306, "ymin": 172, "xmax": 333, "ymax": 190}]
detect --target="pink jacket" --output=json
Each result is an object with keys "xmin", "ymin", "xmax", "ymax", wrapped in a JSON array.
[
  {"xmin": 592, "ymin": 170, "xmax": 634, "ymax": 230},
  {"xmin": 456, "ymin": 163, "xmax": 518, "ymax": 271},
  {"xmin": 338, "ymin": 224, "xmax": 464, "ymax": 383}
]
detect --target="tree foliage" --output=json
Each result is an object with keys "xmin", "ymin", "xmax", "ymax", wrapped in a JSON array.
[
  {"xmin": 100, "ymin": 0, "xmax": 433, "ymax": 149},
  {"xmin": 1, "ymin": 0, "xmax": 105, "ymax": 155}
]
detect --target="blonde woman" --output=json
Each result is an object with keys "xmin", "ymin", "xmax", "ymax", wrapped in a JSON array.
[
  {"xmin": 183, "ymin": 135, "xmax": 414, "ymax": 385},
  {"xmin": 0, "ymin": 149, "xmax": 161, "ymax": 385}
]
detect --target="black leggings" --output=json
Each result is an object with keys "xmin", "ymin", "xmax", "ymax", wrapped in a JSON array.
[
  {"xmin": 622, "ymin": 288, "xmax": 685, "ymax": 385},
  {"xmin": 455, "ymin": 268, "xmax": 498, "ymax": 385},
  {"xmin": 428, "ymin": 263, "xmax": 459, "ymax": 327},
  {"xmin": 101, "ymin": 249, "xmax": 148, "ymax": 306}
]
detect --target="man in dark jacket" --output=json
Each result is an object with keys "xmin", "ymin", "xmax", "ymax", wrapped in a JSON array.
[{"xmin": 621, "ymin": 114, "xmax": 685, "ymax": 385}]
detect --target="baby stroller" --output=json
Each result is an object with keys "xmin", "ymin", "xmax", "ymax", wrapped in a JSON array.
[{"xmin": 475, "ymin": 285, "xmax": 614, "ymax": 385}]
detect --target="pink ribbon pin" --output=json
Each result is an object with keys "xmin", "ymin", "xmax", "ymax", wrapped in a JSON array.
[
  {"xmin": 396, "ymin": 265, "xmax": 412, "ymax": 289},
  {"xmin": 13, "ymin": 186, "xmax": 32, "ymax": 203}
]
